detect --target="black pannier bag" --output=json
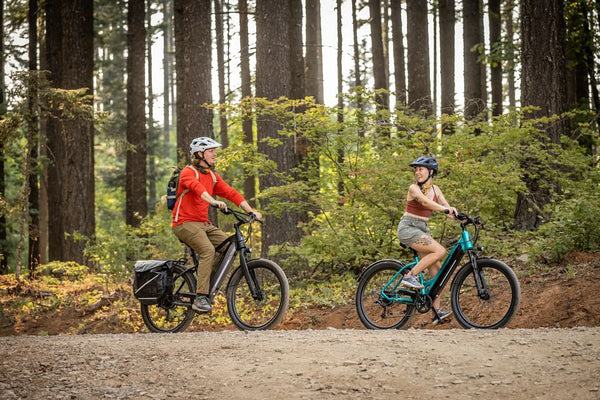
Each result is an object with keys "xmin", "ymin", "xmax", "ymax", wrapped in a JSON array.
[{"xmin": 133, "ymin": 260, "xmax": 174, "ymax": 304}]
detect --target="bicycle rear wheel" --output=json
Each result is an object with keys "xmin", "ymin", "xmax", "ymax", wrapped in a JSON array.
[
  {"xmin": 140, "ymin": 263, "xmax": 196, "ymax": 333},
  {"xmin": 450, "ymin": 258, "xmax": 521, "ymax": 329},
  {"xmin": 226, "ymin": 258, "xmax": 289, "ymax": 330},
  {"xmin": 355, "ymin": 261, "xmax": 415, "ymax": 329}
]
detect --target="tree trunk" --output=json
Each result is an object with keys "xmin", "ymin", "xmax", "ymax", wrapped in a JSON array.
[
  {"xmin": 46, "ymin": 0, "xmax": 95, "ymax": 263},
  {"xmin": 352, "ymin": 0, "xmax": 362, "ymax": 90},
  {"xmin": 390, "ymin": 0, "xmax": 406, "ymax": 108},
  {"xmin": 162, "ymin": 0, "xmax": 173, "ymax": 159},
  {"xmin": 463, "ymin": 0, "xmax": 484, "ymax": 119},
  {"xmin": 0, "ymin": 0, "xmax": 6, "ymax": 273},
  {"xmin": 489, "ymin": 0, "xmax": 502, "ymax": 116},
  {"xmin": 256, "ymin": 0, "xmax": 302, "ymax": 255},
  {"xmin": 147, "ymin": 2, "xmax": 157, "ymax": 211},
  {"xmin": 337, "ymin": 0, "xmax": 345, "ymax": 199},
  {"xmin": 305, "ymin": 0, "xmax": 324, "ymax": 104},
  {"xmin": 126, "ymin": 0, "xmax": 148, "ymax": 227},
  {"xmin": 505, "ymin": 0, "xmax": 516, "ymax": 111},
  {"xmin": 406, "ymin": 0, "xmax": 432, "ymax": 114},
  {"xmin": 174, "ymin": 0, "xmax": 213, "ymax": 163},
  {"xmin": 215, "ymin": 0, "xmax": 229, "ymax": 148},
  {"xmin": 27, "ymin": 0, "xmax": 40, "ymax": 274},
  {"xmin": 368, "ymin": 0, "xmax": 389, "ymax": 111},
  {"xmin": 239, "ymin": 0, "xmax": 255, "ymax": 207},
  {"xmin": 289, "ymin": 0, "xmax": 305, "ymax": 101},
  {"xmin": 514, "ymin": 0, "xmax": 569, "ymax": 231},
  {"xmin": 439, "ymin": 0, "xmax": 455, "ymax": 133}
]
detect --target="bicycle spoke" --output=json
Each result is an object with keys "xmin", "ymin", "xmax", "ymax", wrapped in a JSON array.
[
  {"xmin": 452, "ymin": 259, "xmax": 520, "ymax": 329},
  {"xmin": 356, "ymin": 262, "xmax": 414, "ymax": 329}
]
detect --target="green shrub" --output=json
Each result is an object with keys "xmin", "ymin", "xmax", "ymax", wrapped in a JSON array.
[{"xmin": 37, "ymin": 261, "xmax": 89, "ymax": 281}]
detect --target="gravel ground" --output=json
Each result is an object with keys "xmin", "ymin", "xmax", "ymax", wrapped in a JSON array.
[{"xmin": 1, "ymin": 327, "xmax": 599, "ymax": 399}]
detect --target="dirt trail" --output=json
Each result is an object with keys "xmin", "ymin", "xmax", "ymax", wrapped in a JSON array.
[{"xmin": 1, "ymin": 327, "xmax": 599, "ymax": 399}]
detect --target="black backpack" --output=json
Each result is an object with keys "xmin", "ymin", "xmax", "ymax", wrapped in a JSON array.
[
  {"xmin": 133, "ymin": 260, "xmax": 175, "ymax": 305},
  {"xmin": 166, "ymin": 165, "xmax": 215, "ymax": 211}
]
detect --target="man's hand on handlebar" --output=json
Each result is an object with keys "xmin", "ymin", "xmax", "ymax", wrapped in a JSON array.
[
  {"xmin": 211, "ymin": 201, "xmax": 228, "ymax": 211},
  {"xmin": 248, "ymin": 211, "xmax": 263, "ymax": 221}
]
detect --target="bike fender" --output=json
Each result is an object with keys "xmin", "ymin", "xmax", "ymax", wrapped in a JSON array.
[{"xmin": 357, "ymin": 259, "xmax": 407, "ymax": 282}]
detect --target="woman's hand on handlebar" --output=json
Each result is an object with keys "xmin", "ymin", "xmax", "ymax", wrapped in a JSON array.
[{"xmin": 444, "ymin": 207, "xmax": 459, "ymax": 219}]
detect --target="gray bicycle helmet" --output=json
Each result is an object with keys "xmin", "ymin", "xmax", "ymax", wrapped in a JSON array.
[{"xmin": 409, "ymin": 156, "xmax": 438, "ymax": 175}]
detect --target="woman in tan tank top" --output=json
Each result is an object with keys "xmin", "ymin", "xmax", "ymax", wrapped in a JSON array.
[{"xmin": 396, "ymin": 156, "xmax": 457, "ymax": 324}]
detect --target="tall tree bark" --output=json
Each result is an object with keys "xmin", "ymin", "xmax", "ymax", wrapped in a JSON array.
[
  {"xmin": 352, "ymin": 0, "xmax": 362, "ymax": 90},
  {"xmin": 38, "ymin": 15, "xmax": 48, "ymax": 266},
  {"xmin": 256, "ymin": 0, "xmax": 302, "ymax": 255},
  {"xmin": 305, "ymin": 0, "xmax": 324, "ymax": 104},
  {"xmin": 463, "ymin": 0, "xmax": 484, "ymax": 119},
  {"xmin": 505, "ymin": 0, "xmax": 516, "ymax": 111},
  {"xmin": 489, "ymin": 0, "xmax": 502, "ymax": 116},
  {"xmin": 406, "ymin": 0, "xmax": 432, "ymax": 114},
  {"xmin": 126, "ymin": 0, "xmax": 148, "ymax": 227},
  {"xmin": 215, "ymin": 0, "xmax": 229, "ymax": 148},
  {"xmin": 162, "ymin": 0, "xmax": 173, "ymax": 158},
  {"xmin": 514, "ymin": 0, "xmax": 569, "ymax": 231},
  {"xmin": 239, "ymin": 0, "xmax": 255, "ymax": 206},
  {"xmin": 336, "ymin": 0, "xmax": 345, "ymax": 199},
  {"xmin": 390, "ymin": 0, "xmax": 406, "ymax": 107},
  {"xmin": 46, "ymin": 0, "xmax": 95, "ymax": 263},
  {"xmin": 174, "ymin": 0, "xmax": 213, "ymax": 163},
  {"xmin": 0, "ymin": 0, "xmax": 6, "ymax": 273},
  {"xmin": 439, "ymin": 0, "xmax": 455, "ymax": 117},
  {"xmin": 27, "ymin": 0, "xmax": 40, "ymax": 274},
  {"xmin": 368, "ymin": 0, "xmax": 388, "ymax": 111},
  {"xmin": 289, "ymin": 0, "xmax": 305, "ymax": 100},
  {"xmin": 147, "ymin": 1, "xmax": 157, "ymax": 210}
]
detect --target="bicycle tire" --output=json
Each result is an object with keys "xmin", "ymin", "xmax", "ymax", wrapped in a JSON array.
[
  {"xmin": 355, "ymin": 261, "xmax": 415, "ymax": 330},
  {"xmin": 226, "ymin": 258, "xmax": 289, "ymax": 330},
  {"xmin": 140, "ymin": 262, "xmax": 196, "ymax": 333},
  {"xmin": 450, "ymin": 258, "xmax": 521, "ymax": 329}
]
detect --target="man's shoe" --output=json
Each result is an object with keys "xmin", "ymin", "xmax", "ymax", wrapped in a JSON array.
[
  {"xmin": 432, "ymin": 310, "xmax": 452, "ymax": 325},
  {"xmin": 401, "ymin": 275, "xmax": 424, "ymax": 289},
  {"xmin": 192, "ymin": 295, "xmax": 212, "ymax": 313}
]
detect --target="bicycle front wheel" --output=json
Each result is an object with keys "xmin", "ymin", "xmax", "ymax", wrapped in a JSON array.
[
  {"xmin": 355, "ymin": 261, "xmax": 414, "ymax": 329},
  {"xmin": 140, "ymin": 263, "xmax": 196, "ymax": 333},
  {"xmin": 450, "ymin": 258, "xmax": 521, "ymax": 329},
  {"xmin": 226, "ymin": 258, "xmax": 289, "ymax": 330}
]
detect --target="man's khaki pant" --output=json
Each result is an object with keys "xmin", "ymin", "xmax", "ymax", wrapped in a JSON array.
[{"xmin": 172, "ymin": 222, "xmax": 229, "ymax": 295}]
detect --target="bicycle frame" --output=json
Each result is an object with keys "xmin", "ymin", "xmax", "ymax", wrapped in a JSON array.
[
  {"xmin": 177, "ymin": 210, "xmax": 263, "ymax": 304},
  {"xmin": 380, "ymin": 220, "xmax": 476, "ymax": 305}
]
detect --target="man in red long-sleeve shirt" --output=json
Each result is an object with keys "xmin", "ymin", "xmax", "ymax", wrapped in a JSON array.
[{"xmin": 172, "ymin": 137, "xmax": 262, "ymax": 314}]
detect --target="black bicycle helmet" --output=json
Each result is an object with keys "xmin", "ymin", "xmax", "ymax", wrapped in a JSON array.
[{"xmin": 409, "ymin": 156, "xmax": 438, "ymax": 175}]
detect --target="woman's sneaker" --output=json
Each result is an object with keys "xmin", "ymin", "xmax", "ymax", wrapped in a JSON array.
[
  {"xmin": 192, "ymin": 295, "xmax": 212, "ymax": 313},
  {"xmin": 432, "ymin": 310, "xmax": 452, "ymax": 325},
  {"xmin": 401, "ymin": 275, "xmax": 424, "ymax": 289}
]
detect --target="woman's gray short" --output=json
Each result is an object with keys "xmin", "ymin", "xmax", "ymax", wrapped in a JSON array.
[{"xmin": 397, "ymin": 215, "xmax": 431, "ymax": 246}]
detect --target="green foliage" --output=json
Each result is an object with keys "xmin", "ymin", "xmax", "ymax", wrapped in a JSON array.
[
  {"xmin": 86, "ymin": 203, "xmax": 181, "ymax": 278},
  {"xmin": 37, "ymin": 261, "xmax": 89, "ymax": 281},
  {"xmin": 531, "ymin": 176, "xmax": 600, "ymax": 262},
  {"xmin": 208, "ymin": 93, "xmax": 599, "ymax": 272},
  {"xmin": 289, "ymin": 273, "xmax": 356, "ymax": 310}
]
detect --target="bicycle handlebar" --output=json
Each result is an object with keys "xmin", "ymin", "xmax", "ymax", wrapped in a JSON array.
[
  {"xmin": 210, "ymin": 203, "xmax": 262, "ymax": 225},
  {"xmin": 444, "ymin": 208, "xmax": 483, "ymax": 226}
]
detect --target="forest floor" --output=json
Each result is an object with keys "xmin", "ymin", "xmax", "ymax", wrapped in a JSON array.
[{"xmin": 0, "ymin": 252, "xmax": 599, "ymax": 399}]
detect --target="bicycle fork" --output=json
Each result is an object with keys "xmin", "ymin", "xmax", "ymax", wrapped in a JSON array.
[
  {"xmin": 239, "ymin": 249, "xmax": 264, "ymax": 301},
  {"xmin": 467, "ymin": 252, "xmax": 490, "ymax": 300}
]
